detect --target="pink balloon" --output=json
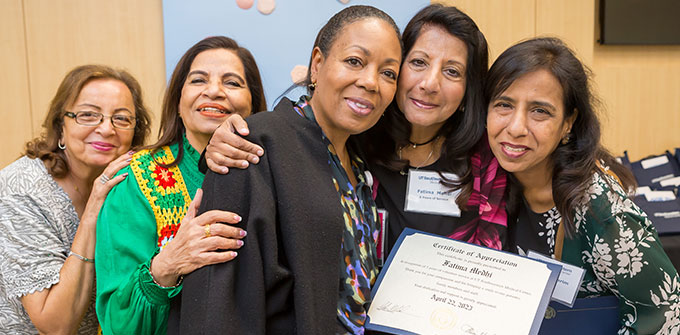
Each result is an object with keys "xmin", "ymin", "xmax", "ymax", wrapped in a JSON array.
[{"xmin": 236, "ymin": 0, "xmax": 254, "ymax": 10}]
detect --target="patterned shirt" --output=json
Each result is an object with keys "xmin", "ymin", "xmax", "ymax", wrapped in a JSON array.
[
  {"xmin": 511, "ymin": 167, "xmax": 680, "ymax": 334},
  {"xmin": 96, "ymin": 135, "xmax": 202, "ymax": 335},
  {"xmin": 293, "ymin": 96, "xmax": 379, "ymax": 335},
  {"xmin": 0, "ymin": 156, "xmax": 98, "ymax": 334}
]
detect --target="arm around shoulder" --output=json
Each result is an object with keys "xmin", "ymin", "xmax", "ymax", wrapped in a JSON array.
[{"xmin": 171, "ymin": 150, "xmax": 292, "ymax": 334}]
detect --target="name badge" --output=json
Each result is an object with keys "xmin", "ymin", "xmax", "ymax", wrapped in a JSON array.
[
  {"xmin": 404, "ymin": 169, "xmax": 461, "ymax": 217},
  {"xmin": 527, "ymin": 250, "xmax": 585, "ymax": 307}
]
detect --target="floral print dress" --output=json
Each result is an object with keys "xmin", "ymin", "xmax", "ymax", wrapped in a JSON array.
[{"xmin": 512, "ymin": 167, "xmax": 680, "ymax": 334}]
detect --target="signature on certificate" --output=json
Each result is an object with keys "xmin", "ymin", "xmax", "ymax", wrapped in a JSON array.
[
  {"xmin": 460, "ymin": 324, "xmax": 496, "ymax": 335},
  {"xmin": 375, "ymin": 301, "xmax": 412, "ymax": 313}
]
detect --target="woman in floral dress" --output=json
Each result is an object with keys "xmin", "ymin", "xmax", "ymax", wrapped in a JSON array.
[{"xmin": 486, "ymin": 37, "xmax": 679, "ymax": 334}]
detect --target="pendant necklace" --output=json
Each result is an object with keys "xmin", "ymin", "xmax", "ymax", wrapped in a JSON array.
[{"xmin": 399, "ymin": 145, "xmax": 435, "ymax": 176}]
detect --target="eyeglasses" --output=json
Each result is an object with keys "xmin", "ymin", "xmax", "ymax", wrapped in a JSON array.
[{"xmin": 64, "ymin": 111, "xmax": 136, "ymax": 130}]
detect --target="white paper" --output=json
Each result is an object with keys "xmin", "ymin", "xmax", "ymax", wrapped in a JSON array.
[
  {"xmin": 526, "ymin": 251, "xmax": 585, "ymax": 307},
  {"xmin": 368, "ymin": 232, "xmax": 557, "ymax": 335},
  {"xmin": 651, "ymin": 174, "xmax": 675, "ymax": 184},
  {"xmin": 645, "ymin": 190, "xmax": 677, "ymax": 202},
  {"xmin": 660, "ymin": 176, "xmax": 680, "ymax": 187},
  {"xmin": 654, "ymin": 211, "xmax": 680, "ymax": 219},
  {"xmin": 641, "ymin": 155, "xmax": 669, "ymax": 169},
  {"xmin": 636, "ymin": 186, "xmax": 652, "ymax": 196},
  {"xmin": 405, "ymin": 169, "xmax": 461, "ymax": 217}
]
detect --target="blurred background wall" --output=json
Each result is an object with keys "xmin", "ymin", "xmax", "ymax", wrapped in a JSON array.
[{"xmin": 1, "ymin": 0, "xmax": 679, "ymax": 168}]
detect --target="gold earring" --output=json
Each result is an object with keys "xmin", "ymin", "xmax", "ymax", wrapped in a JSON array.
[
  {"xmin": 561, "ymin": 134, "xmax": 571, "ymax": 145},
  {"xmin": 308, "ymin": 82, "xmax": 317, "ymax": 91}
]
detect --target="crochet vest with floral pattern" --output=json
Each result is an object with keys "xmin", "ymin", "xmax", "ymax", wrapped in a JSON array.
[{"xmin": 129, "ymin": 147, "xmax": 191, "ymax": 248}]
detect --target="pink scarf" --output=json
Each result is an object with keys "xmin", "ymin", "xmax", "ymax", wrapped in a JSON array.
[{"xmin": 448, "ymin": 135, "xmax": 508, "ymax": 250}]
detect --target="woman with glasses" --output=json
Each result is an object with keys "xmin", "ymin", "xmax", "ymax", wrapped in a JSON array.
[
  {"xmin": 0, "ymin": 64, "xmax": 152, "ymax": 334},
  {"xmin": 95, "ymin": 36, "xmax": 266, "ymax": 335}
]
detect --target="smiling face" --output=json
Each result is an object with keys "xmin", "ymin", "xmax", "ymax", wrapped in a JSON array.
[
  {"xmin": 309, "ymin": 17, "xmax": 402, "ymax": 144},
  {"xmin": 61, "ymin": 78, "xmax": 135, "ymax": 173},
  {"xmin": 396, "ymin": 25, "xmax": 468, "ymax": 135},
  {"xmin": 179, "ymin": 48, "xmax": 253, "ymax": 150},
  {"xmin": 486, "ymin": 69, "xmax": 575, "ymax": 180}
]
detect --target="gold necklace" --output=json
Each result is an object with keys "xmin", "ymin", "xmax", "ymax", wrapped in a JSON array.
[{"xmin": 66, "ymin": 171, "xmax": 87, "ymax": 202}]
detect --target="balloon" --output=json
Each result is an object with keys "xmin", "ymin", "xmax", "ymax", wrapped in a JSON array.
[
  {"xmin": 290, "ymin": 65, "xmax": 308, "ymax": 84},
  {"xmin": 257, "ymin": 0, "xmax": 276, "ymax": 15},
  {"xmin": 235, "ymin": 0, "xmax": 254, "ymax": 9}
]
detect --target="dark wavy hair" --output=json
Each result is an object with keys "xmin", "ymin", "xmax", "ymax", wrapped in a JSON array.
[
  {"xmin": 487, "ymin": 37, "xmax": 635, "ymax": 236},
  {"xmin": 363, "ymin": 4, "xmax": 489, "ymax": 207},
  {"xmin": 150, "ymin": 36, "xmax": 266, "ymax": 167},
  {"xmin": 24, "ymin": 64, "xmax": 151, "ymax": 178}
]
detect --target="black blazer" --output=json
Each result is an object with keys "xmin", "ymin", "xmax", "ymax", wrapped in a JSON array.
[{"xmin": 168, "ymin": 98, "xmax": 346, "ymax": 334}]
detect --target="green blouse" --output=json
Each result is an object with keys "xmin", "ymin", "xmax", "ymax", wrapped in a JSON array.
[
  {"xmin": 95, "ymin": 136, "xmax": 203, "ymax": 335},
  {"xmin": 513, "ymin": 167, "xmax": 680, "ymax": 334}
]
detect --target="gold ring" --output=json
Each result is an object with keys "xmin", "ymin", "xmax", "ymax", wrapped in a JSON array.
[{"xmin": 204, "ymin": 224, "xmax": 211, "ymax": 238}]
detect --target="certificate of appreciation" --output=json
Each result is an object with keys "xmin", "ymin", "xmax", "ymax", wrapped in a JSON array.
[{"xmin": 366, "ymin": 229, "xmax": 561, "ymax": 335}]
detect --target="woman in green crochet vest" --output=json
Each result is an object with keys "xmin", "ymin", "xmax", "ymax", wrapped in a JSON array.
[{"xmin": 95, "ymin": 36, "xmax": 266, "ymax": 335}]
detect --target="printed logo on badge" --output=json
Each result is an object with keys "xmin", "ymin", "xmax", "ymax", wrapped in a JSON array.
[{"xmin": 404, "ymin": 169, "xmax": 461, "ymax": 217}]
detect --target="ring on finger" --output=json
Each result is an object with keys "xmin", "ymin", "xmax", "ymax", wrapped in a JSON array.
[
  {"xmin": 204, "ymin": 224, "xmax": 211, "ymax": 238},
  {"xmin": 100, "ymin": 174, "xmax": 111, "ymax": 184}
]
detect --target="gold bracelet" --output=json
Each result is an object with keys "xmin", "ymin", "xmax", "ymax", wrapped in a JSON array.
[
  {"xmin": 68, "ymin": 250, "xmax": 94, "ymax": 263},
  {"xmin": 149, "ymin": 256, "xmax": 183, "ymax": 288}
]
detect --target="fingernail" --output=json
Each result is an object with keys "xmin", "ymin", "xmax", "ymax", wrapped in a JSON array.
[
  {"xmin": 122, "ymin": 173, "xmax": 129, "ymax": 178},
  {"xmin": 239, "ymin": 230, "xmax": 247, "ymax": 237},
  {"xmin": 237, "ymin": 240, "xmax": 244, "ymax": 246},
  {"xmin": 241, "ymin": 161, "xmax": 249, "ymax": 168},
  {"xmin": 128, "ymin": 150, "xmax": 135, "ymax": 155},
  {"xmin": 257, "ymin": 150, "xmax": 264, "ymax": 156},
  {"xmin": 126, "ymin": 158, "xmax": 132, "ymax": 162},
  {"xmin": 240, "ymin": 128, "xmax": 248, "ymax": 134},
  {"xmin": 231, "ymin": 251, "xmax": 238, "ymax": 257},
  {"xmin": 251, "ymin": 156, "xmax": 259, "ymax": 164},
  {"xmin": 234, "ymin": 215, "xmax": 242, "ymax": 222},
  {"xmin": 221, "ymin": 167, "xmax": 229, "ymax": 174}
]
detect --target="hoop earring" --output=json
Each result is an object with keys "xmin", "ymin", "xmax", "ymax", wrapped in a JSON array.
[
  {"xmin": 58, "ymin": 139, "xmax": 66, "ymax": 150},
  {"xmin": 308, "ymin": 81, "xmax": 317, "ymax": 91}
]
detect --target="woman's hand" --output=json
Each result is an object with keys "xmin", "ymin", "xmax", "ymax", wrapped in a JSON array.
[
  {"xmin": 21, "ymin": 151, "xmax": 136, "ymax": 334},
  {"xmin": 205, "ymin": 114, "xmax": 264, "ymax": 174},
  {"xmin": 150, "ymin": 189, "xmax": 246, "ymax": 286},
  {"xmin": 80, "ymin": 151, "xmax": 135, "ymax": 227}
]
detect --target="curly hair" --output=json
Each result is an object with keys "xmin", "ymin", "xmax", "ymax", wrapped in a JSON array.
[{"xmin": 24, "ymin": 64, "xmax": 151, "ymax": 178}]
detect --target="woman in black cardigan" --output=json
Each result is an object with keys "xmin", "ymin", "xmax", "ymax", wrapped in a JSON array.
[{"xmin": 168, "ymin": 5, "xmax": 403, "ymax": 335}]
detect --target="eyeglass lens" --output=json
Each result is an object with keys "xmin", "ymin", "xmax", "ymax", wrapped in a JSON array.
[{"xmin": 75, "ymin": 111, "xmax": 135, "ymax": 129}]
